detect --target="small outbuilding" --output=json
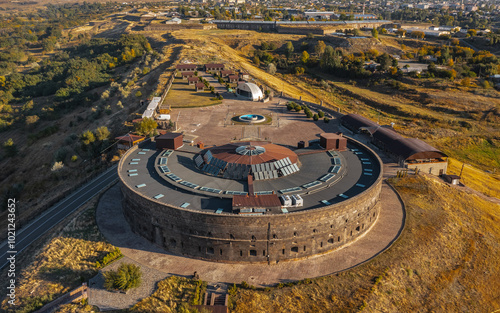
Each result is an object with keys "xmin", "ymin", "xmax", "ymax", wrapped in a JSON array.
[
  {"xmin": 115, "ymin": 134, "xmax": 145, "ymax": 150},
  {"xmin": 228, "ymin": 74, "xmax": 239, "ymax": 83},
  {"xmin": 156, "ymin": 133, "xmax": 183, "ymax": 150},
  {"xmin": 442, "ymin": 174, "xmax": 461, "ymax": 185},
  {"xmin": 176, "ymin": 64, "xmax": 197, "ymax": 72},
  {"xmin": 181, "ymin": 72, "xmax": 195, "ymax": 80},
  {"xmin": 236, "ymin": 82, "xmax": 263, "ymax": 101},
  {"xmin": 187, "ymin": 77, "xmax": 199, "ymax": 85},
  {"xmin": 195, "ymin": 82, "xmax": 205, "ymax": 91},
  {"xmin": 320, "ymin": 133, "xmax": 347, "ymax": 151},
  {"xmin": 232, "ymin": 194, "xmax": 282, "ymax": 214},
  {"xmin": 205, "ymin": 63, "xmax": 225, "ymax": 72}
]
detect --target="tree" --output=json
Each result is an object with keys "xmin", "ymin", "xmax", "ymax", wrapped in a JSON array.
[
  {"xmin": 104, "ymin": 263, "xmax": 142, "ymax": 292},
  {"xmin": 252, "ymin": 56, "xmax": 260, "ymax": 66},
  {"xmin": 22, "ymin": 100, "xmax": 34, "ymax": 112},
  {"xmin": 352, "ymin": 29, "xmax": 361, "ymax": 37},
  {"xmin": 25, "ymin": 114, "xmax": 39, "ymax": 125},
  {"xmin": 318, "ymin": 111, "xmax": 325, "ymax": 118},
  {"xmin": 301, "ymin": 51, "xmax": 310, "ymax": 64},
  {"xmin": 285, "ymin": 41, "xmax": 294, "ymax": 58},
  {"xmin": 134, "ymin": 118, "xmax": 158, "ymax": 136},
  {"xmin": 371, "ymin": 28, "xmax": 379, "ymax": 39},
  {"xmin": 411, "ymin": 31, "xmax": 425, "ymax": 39},
  {"xmin": 467, "ymin": 29, "xmax": 477, "ymax": 37},
  {"xmin": 135, "ymin": 91, "xmax": 142, "ymax": 98},
  {"xmin": 95, "ymin": 126, "xmax": 110, "ymax": 141},
  {"xmin": 267, "ymin": 63, "xmax": 277, "ymax": 75},
  {"xmin": 80, "ymin": 130, "xmax": 96, "ymax": 146},
  {"xmin": 294, "ymin": 67, "xmax": 305, "ymax": 75},
  {"xmin": 395, "ymin": 29, "xmax": 407, "ymax": 37},
  {"xmin": 314, "ymin": 41, "xmax": 326, "ymax": 56},
  {"xmin": 3, "ymin": 138, "xmax": 17, "ymax": 157},
  {"xmin": 377, "ymin": 53, "xmax": 392, "ymax": 72}
]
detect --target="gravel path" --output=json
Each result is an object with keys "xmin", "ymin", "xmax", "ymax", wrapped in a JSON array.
[{"xmin": 88, "ymin": 257, "xmax": 169, "ymax": 311}]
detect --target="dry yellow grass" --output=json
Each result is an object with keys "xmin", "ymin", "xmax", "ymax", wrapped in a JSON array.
[
  {"xmin": 229, "ymin": 175, "xmax": 500, "ymax": 312},
  {"xmin": 130, "ymin": 276, "xmax": 206, "ymax": 313},
  {"xmin": 0, "ymin": 203, "xmax": 116, "ymax": 312},
  {"xmin": 447, "ymin": 157, "xmax": 500, "ymax": 198},
  {"xmin": 172, "ymin": 29, "xmax": 319, "ymax": 104}
]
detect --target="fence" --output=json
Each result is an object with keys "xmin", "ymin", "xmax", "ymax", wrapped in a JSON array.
[{"xmin": 34, "ymin": 284, "xmax": 88, "ymax": 313}]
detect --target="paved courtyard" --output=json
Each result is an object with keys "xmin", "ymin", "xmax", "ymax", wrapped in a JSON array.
[{"xmin": 169, "ymin": 96, "xmax": 340, "ymax": 147}]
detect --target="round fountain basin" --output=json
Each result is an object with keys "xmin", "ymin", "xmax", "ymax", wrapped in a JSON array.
[{"xmin": 238, "ymin": 114, "xmax": 266, "ymax": 123}]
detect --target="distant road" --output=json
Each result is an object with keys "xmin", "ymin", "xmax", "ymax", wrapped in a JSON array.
[{"xmin": 0, "ymin": 165, "xmax": 118, "ymax": 270}]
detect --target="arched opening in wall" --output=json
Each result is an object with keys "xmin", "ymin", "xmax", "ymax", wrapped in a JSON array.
[
  {"xmin": 346, "ymin": 219, "xmax": 348, "ymax": 223},
  {"xmin": 240, "ymin": 250, "xmax": 243, "ymax": 257},
  {"xmin": 198, "ymin": 246, "xmax": 201, "ymax": 252},
  {"xmin": 356, "ymin": 226, "xmax": 360, "ymax": 231},
  {"xmin": 273, "ymin": 234, "xmax": 278, "ymax": 239},
  {"xmin": 220, "ymin": 249, "xmax": 223, "ymax": 255},
  {"xmin": 293, "ymin": 232, "xmax": 298, "ymax": 237},
  {"xmin": 170, "ymin": 238, "xmax": 177, "ymax": 247},
  {"xmin": 291, "ymin": 246, "xmax": 299, "ymax": 253},
  {"xmin": 350, "ymin": 231, "xmax": 353, "ymax": 236},
  {"xmin": 230, "ymin": 234, "xmax": 235, "ymax": 240},
  {"xmin": 338, "ymin": 236, "xmax": 341, "ymax": 242},
  {"xmin": 263, "ymin": 250, "xmax": 266, "ymax": 256},
  {"xmin": 313, "ymin": 229, "xmax": 317, "ymax": 233},
  {"xmin": 320, "ymin": 242, "xmax": 323, "ymax": 247},
  {"xmin": 330, "ymin": 225, "xmax": 333, "ymax": 228},
  {"xmin": 373, "ymin": 212, "xmax": 376, "ymax": 217},
  {"xmin": 328, "ymin": 238, "xmax": 334, "ymax": 244},
  {"xmin": 303, "ymin": 246, "xmax": 306, "ymax": 251},
  {"xmin": 251, "ymin": 235, "xmax": 256, "ymax": 241},
  {"xmin": 282, "ymin": 249, "xmax": 285, "ymax": 255},
  {"xmin": 207, "ymin": 247, "xmax": 214, "ymax": 255},
  {"xmin": 249, "ymin": 250, "xmax": 257, "ymax": 256}
]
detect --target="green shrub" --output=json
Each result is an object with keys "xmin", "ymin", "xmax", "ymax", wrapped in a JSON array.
[
  {"xmin": 103, "ymin": 262, "xmax": 142, "ymax": 291},
  {"xmin": 324, "ymin": 117, "xmax": 330, "ymax": 123},
  {"xmin": 313, "ymin": 113, "xmax": 319, "ymax": 121},
  {"xmin": 318, "ymin": 110, "xmax": 325, "ymax": 118},
  {"xmin": 95, "ymin": 248, "xmax": 122, "ymax": 269}
]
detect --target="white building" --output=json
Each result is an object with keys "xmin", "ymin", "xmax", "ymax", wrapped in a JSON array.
[{"xmin": 236, "ymin": 82, "xmax": 263, "ymax": 101}]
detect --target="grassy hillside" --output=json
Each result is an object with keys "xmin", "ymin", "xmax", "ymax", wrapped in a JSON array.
[
  {"xmin": 229, "ymin": 175, "xmax": 500, "ymax": 312},
  {"xmin": 0, "ymin": 199, "xmax": 117, "ymax": 313}
]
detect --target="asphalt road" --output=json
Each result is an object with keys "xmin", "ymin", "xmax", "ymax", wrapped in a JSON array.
[{"xmin": 0, "ymin": 165, "xmax": 119, "ymax": 270}]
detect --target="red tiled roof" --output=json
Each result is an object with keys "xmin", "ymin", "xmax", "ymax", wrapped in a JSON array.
[
  {"xmin": 208, "ymin": 141, "xmax": 298, "ymax": 165},
  {"xmin": 205, "ymin": 63, "xmax": 225, "ymax": 68},
  {"xmin": 176, "ymin": 64, "xmax": 197, "ymax": 69},
  {"xmin": 232, "ymin": 194, "xmax": 281, "ymax": 208},
  {"xmin": 115, "ymin": 134, "xmax": 145, "ymax": 143},
  {"xmin": 181, "ymin": 71, "xmax": 195, "ymax": 76}
]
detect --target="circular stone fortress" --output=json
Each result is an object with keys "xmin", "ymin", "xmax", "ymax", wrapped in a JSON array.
[{"xmin": 118, "ymin": 132, "xmax": 383, "ymax": 263}]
